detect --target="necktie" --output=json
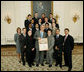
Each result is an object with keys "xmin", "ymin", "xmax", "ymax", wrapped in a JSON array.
[
  {"xmin": 41, "ymin": 32, "xmax": 43, "ymax": 38},
  {"xmin": 64, "ymin": 35, "xmax": 67, "ymax": 42}
]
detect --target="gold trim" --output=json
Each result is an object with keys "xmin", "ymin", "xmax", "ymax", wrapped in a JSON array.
[
  {"xmin": 51, "ymin": 1, "xmax": 53, "ymax": 15},
  {"xmin": 31, "ymin": 1, "xmax": 33, "ymax": 17}
]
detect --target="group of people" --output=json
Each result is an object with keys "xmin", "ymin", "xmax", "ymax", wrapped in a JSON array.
[{"xmin": 14, "ymin": 12, "xmax": 74, "ymax": 71}]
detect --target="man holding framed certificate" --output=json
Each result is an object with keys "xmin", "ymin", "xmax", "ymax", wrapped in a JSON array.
[
  {"xmin": 34, "ymin": 25, "xmax": 46, "ymax": 67},
  {"xmin": 39, "ymin": 38, "xmax": 48, "ymax": 51}
]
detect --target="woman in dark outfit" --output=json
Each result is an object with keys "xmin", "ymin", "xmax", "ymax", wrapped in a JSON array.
[{"xmin": 26, "ymin": 30, "xmax": 35, "ymax": 67}]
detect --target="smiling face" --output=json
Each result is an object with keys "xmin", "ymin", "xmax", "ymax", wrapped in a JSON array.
[
  {"xmin": 64, "ymin": 30, "xmax": 69, "ymax": 35},
  {"xmin": 23, "ymin": 28, "xmax": 26, "ymax": 34},
  {"xmin": 56, "ymin": 29, "xmax": 60, "ymax": 35},
  {"xmin": 48, "ymin": 30, "xmax": 52, "ymax": 36},
  {"xmin": 28, "ymin": 30, "xmax": 32, "ymax": 36},
  {"xmin": 35, "ymin": 13, "xmax": 38, "ymax": 18},
  {"xmin": 45, "ymin": 18, "xmax": 48, "ymax": 22}
]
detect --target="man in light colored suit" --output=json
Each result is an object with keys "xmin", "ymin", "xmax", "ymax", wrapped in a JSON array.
[
  {"xmin": 46, "ymin": 29, "xmax": 55, "ymax": 67},
  {"xmin": 34, "ymin": 25, "xmax": 46, "ymax": 67}
]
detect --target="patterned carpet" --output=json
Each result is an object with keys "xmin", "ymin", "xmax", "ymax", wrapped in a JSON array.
[{"xmin": 1, "ymin": 45, "xmax": 83, "ymax": 71}]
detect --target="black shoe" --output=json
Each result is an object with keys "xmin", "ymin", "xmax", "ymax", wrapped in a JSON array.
[
  {"xmin": 19, "ymin": 60, "xmax": 21, "ymax": 63},
  {"xmin": 41, "ymin": 64, "xmax": 44, "ymax": 66},
  {"xmin": 55, "ymin": 64, "xmax": 58, "ymax": 66},
  {"xmin": 36, "ymin": 64, "xmax": 39, "ymax": 67},
  {"xmin": 29, "ymin": 64, "xmax": 32, "ymax": 67},
  {"xmin": 23, "ymin": 62, "xmax": 25, "ymax": 66},
  {"xmin": 49, "ymin": 65, "xmax": 52, "ymax": 67},
  {"xmin": 60, "ymin": 65, "xmax": 62, "ymax": 69},
  {"xmin": 68, "ymin": 68, "xmax": 72, "ymax": 71},
  {"xmin": 32, "ymin": 63, "xmax": 35, "ymax": 66}
]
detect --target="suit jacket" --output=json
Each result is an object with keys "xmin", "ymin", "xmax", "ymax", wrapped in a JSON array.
[
  {"xmin": 56, "ymin": 24, "xmax": 59, "ymax": 29},
  {"xmin": 44, "ymin": 28, "xmax": 51, "ymax": 33},
  {"xmin": 26, "ymin": 35, "xmax": 35, "ymax": 52},
  {"xmin": 63, "ymin": 34, "xmax": 74, "ymax": 52},
  {"xmin": 41, "ymin": 18, "xmax": 45, "ymax": 24},
  {"xmin": 32, "ymin": 17, "xmax": 39, "ymax": 24},
  {"xmin": 19, "ymin": 33, "xmax": 26, "ymax": 52},
  {"xmin": 48, "ymin": 18, "xmax": 52, "ymax": 24},
  {"xmin": 47, "ymin": 35, "xmax": 55, "ymax": 53},
  {"xmin": 24, "ymin": 19, "xmax": 31, "ymax": 30},
  {"xmin": 54, "ymin": 35, "xmax": 63, "ymax": 53},
  {"xmin": 34, "ymin": 30, "xmax": 46, "ymax": 51}
]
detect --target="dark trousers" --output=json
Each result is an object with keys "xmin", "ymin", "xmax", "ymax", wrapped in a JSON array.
[
  {"xmin": 64, "ymin": 50, "xmax": 72, "ymax": 69},
  {"xmin": 55, "ymin": 50, "xmax": 62, "ymax": 66},
  {"xmin": 21, "ymin": 48, "xmax": 26, "ymax": 63},
  {"xmin": 26, "ymin": 50, "xmax": 34, "ymax": 65}
]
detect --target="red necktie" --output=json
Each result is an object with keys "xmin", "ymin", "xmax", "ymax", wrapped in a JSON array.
[{"xmin": 64, "ymin": 35, "xmax": 67, "ymax": 42}]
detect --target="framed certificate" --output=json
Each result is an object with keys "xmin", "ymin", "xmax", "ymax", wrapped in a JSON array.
[{"xmin": 39, "ymin": 38, "xmax": 48, "ymax": 51}]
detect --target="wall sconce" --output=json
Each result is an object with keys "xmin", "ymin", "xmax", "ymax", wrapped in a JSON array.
[
  {"xmin": 56, "ymin": 14, "xmax": 60, "ymax": 24},
  {"xmin": 72, "ymin": 14, "xmax": 80, "ymax": 23},
  {"xmin": 4, "ymin": 15, "xmax": 11, "ymax": 24}
]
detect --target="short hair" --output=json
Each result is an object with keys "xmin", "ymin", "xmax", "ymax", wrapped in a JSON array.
[
  {"xmin": 42, "ymin": 13, "xmax": 45, "ymax": 15},
  {"xmin": 56, "ymin": 28, "xmax": 60, "ymax": 31},
  {"xmin": 28, "ymin": 14, "xmax": 31, "ymax": 17},
  {"xmin": 35, "ymin": 12, "xmax": 38, "ymax": 14},
  {"xmin": 47, "ymin": 29, "xmax": 52, "ymax": 32},
  {"xmin": 16, "ymin": 27, "xmax": 21, "ymax": 33},
  {"xmin": 45, "ymin": 23, "xmax": 49, "ymax": 26},
  {"xmin": 50, "ymin": 13, "xmax": 53, "ymax": 15},
  {"xmin": 64, "ymin": 28, "xmax": 69, "ymax": 32},
  {"xmin": 22, "ymin": 28, "xmax": 26, "ymax": 30},
  {"xmin": 45, "ymin": 17, "xmax": 48, "ymax": 19}
]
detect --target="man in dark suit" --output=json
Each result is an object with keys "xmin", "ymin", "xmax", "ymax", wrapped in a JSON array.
[
  {"xmin": 24, "ymin": 14, "xmax": 32, "ymax": 31},
  {"xmin": 54, "ymin": 29, "xmax": 63, "ymax": 68},
  {"xmin": 44, "ymin": 23, "xmax": 51, "ymax": 34},
  {"xmin": 63, "ymin": 28, "xmax": 74, "ymax": 71},
  {"xmin": 19, "ymin": 28, "xmax": 27, "ymax": 66},
  {"xmin": 32, "ymin": 12, "xmax": 39, "ymax": 25},
  {"xmin": 48, "ymin": 13, "xmax": 53, "ymax": 24},
  {"xmin": 41, "ymin": 13, "xmax": 45, "ymax": 24}
]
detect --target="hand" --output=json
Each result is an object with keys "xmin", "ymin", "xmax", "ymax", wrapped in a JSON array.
[
  {"xmin": 32, "ymin": 48, "xmax": 34, "ymax": 51},
  {"xmin": 24, "ymin": 45, "xmax": 26, "ymax": 48},
  {"xmin": 55, "ymin": 46, "xmax": 58, "ymax": 50},
  {"xmin": 38, "ymin": 37, "xmax": 41, "ymax": 40},
  {"xmin": 45, "ymin": 49, "xmax": 48, "ymax": 51}
]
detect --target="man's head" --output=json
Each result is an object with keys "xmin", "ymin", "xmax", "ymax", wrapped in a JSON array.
[
  {"xmin": 22, "ymin": 28, "xmax": 26, "ymax": 34},
  {"xmin": 52, "ymin": 22, "xmax": 56, "ymax": 28},
  {"xmin": 29, "ymin": 23, "xmax": 32, "ymax": 28},
  {"xmin": 49, "ymin": 13, "xmax": 53, "ymax": 18},
  {"xmin": 31, "ymin": 19, "xmax": 34, "ymax": 24},
  {"xmin": 64, "ymin": 28, "xmax": 69, "ymax": 35},
  {"xmin": 28, "ymin": 30, "xmax": 32, "ymax": 36},
  {"xmin": 56, "ymin": 28, "xmax": 60, "ymax": 35},
  {"xmin": 40, "ymin": 25, "xmax": 45, "ymax": 31},
  {"xmin": 47, "ymin": 29, "xmax": 52, "ymax": 36},
  {"xmin": 35, "ymin": 23, "xmax": 39, "ymax": 28},
  {"xmin": 42, "ymin": 13, "xmax": 45, "ymax": 18},
  {"xmin": 45, "ymin": 17, "xmax": 48, "ymax": 22},
  {"xmin": 45, "ymin": 23, "xmax": 49, "ymax": 29},
  {"xmin": 28, "ymin": 14, "xmax": 32, "ymax": 20},
  {"xmin": 35, "ymin": 12, "xmax": 38, "ymax": 18}
]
